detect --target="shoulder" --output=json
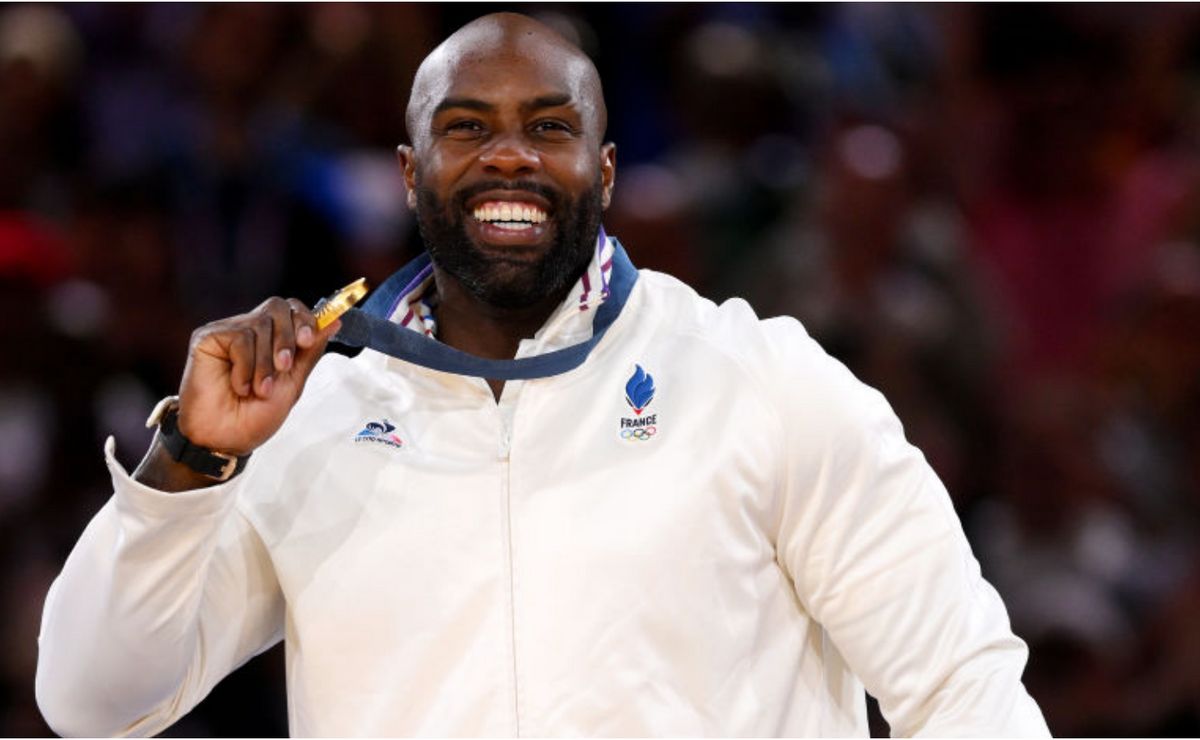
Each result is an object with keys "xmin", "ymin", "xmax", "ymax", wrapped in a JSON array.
[{"xmin": 635, "ymin": 269, "xmax": 892, "ymax": 440}]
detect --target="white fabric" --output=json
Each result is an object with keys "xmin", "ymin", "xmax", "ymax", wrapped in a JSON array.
[{"xmin": 36, "ymin": 260, "xmax": 1049, "ymax": 737}]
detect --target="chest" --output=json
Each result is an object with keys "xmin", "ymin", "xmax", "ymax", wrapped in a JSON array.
[{"xmin": 251, "ymin": 354, "xmax": 785, "ymax": 618}]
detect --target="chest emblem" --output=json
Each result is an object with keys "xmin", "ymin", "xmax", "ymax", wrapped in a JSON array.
[
  {"xmin": 354, "ymin": 419, "xmax": 404, "ymax": 449},
  {"xmin": 619, "ymin": 365, "xmax": 658, "ymax": 442},
  {"xmin": 624, "ymin": 364, "xmax": 656, "ymax": 414}
]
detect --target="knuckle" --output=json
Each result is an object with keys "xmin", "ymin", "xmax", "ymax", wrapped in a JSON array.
[
  {"xmin": 188, "ymin": 326, "xmax": 208, "ymax": 348},
  {"xmin": 190, "ymin": 320, "xmax": 230, "ymax": 350}
]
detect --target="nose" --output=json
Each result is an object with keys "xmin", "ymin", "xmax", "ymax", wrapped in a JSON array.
[{"xmin": 477, "ymin": 132, "xmax": 540, "ymax": 178}]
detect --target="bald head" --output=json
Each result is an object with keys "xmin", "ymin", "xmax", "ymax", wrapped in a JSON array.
[{"xmin": 406, "ymin": 12, "xmax": 607, "ymax": 146}]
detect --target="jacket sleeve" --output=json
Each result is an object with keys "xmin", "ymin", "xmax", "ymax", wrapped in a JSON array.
[
  {"xmin": 35, "ymin": 437, "xmax": 285, "ymax": 738},
  {"xmin": 767, "ymin": 320, "xmax": 1049, "ymax": 737}
]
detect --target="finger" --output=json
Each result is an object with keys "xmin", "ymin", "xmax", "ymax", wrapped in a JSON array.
[
  {"xmin": 263, "ymin": 298, "xmax": 296, "ymax": 373},
  {"xmin": 226, "ymin": 328, "xmax": 255, "ymax": 397},
  {"xmin": 287, "ymin": 298, "xmax": 317, "ymax": 350},
  {"xmin": 250, "ymin": 314, "xmax": 275, "ymax": 398},
  {"xmin": 291, "ymin": 317, "xmax": 339, "ymax": 379}
]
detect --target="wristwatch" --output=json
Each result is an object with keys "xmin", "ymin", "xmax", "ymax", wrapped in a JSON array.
[{"xmin": 145, "ymin": 396, "xmax": 250, "ymax": 482}]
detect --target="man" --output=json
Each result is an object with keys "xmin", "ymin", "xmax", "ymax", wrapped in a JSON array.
[{"xmin": 36, "ymin": 13, "xmax": 1049, "ymax": 737}]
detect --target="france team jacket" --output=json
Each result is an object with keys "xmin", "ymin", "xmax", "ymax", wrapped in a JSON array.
[{"xmin": 36, "ymin": 246, "xmax": 1050, "ymax": 737}]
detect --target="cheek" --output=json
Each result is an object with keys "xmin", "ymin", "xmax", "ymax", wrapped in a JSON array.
[
  {"xmin": 416, "ymin": 148, "xmax": 473, "ymax": 191},
  {"xmin": 544, "ymin": 151, "xmax": 601, "ymax": 192}
]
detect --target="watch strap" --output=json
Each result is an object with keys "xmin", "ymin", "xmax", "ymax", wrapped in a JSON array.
[{"xmin": 151, "ymin": 399, "xmax": 250, "ymax": 482}]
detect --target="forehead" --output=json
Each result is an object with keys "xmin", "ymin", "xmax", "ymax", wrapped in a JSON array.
[{"xmin": 414, "ymin": 37, "xmax": 595, "ymax": 121}]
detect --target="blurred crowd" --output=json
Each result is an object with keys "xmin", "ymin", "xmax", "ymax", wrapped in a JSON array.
[{"xmin": 2, "ymin": 4, "xmax": 1199, "ymax": 736}]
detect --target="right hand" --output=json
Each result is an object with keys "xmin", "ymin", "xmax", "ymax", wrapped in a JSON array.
[{"xmin": 176, "ymin": 297, "xmax": 339, "ymax": 456}]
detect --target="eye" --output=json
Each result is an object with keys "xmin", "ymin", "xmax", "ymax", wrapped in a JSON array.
[
  {"xmin": 531, "ymin": 119, "xmax": 577, "ymax": 139},
  {"xmin": 441, "ymin": 120, "xmax": 486, "ymax": 139}
]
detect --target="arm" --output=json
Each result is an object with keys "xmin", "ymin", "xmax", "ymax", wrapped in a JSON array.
[
  {"xmin": 36, "ymin": 298, "xmax": 337, "ymax": 737},
  {"xmin": 769, "ymin": 323, "xmax": 1049, "ymax": 737},
  {"xmin": 36, "ymin": 438, "xmax": 282, "ymax": 737}
]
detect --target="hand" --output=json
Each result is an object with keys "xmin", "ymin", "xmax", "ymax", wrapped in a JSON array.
[{"xmin": 176, "ymin": 297, "xmax": 339, "ymax": 456}]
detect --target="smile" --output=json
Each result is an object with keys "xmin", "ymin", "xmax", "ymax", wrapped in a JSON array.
[{"xmin": 472, "ymin": 200, "xmax": 548, "ymax": 229}]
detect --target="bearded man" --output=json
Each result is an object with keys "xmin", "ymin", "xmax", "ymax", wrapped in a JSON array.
[{"xmin": 36, "ymin": 13, "xmax": 1049, "ymax": 738}]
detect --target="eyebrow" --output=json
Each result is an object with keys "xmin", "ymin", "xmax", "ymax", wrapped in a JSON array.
[
  {"xmin": 432, "ymin": 93, "xmax": 577, "ymax": 118},
  {"xmin": 523, "ymin": 93, "xmax": 573, "ymax": 112},
  {"xmin": 433, "ymin": 97, "xmax": 494, "ymax": 116}
]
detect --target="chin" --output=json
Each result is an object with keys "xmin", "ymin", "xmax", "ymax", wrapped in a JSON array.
[{"xmin": 474, "ymin": 265, "xmax": 554, "ymax": 307}]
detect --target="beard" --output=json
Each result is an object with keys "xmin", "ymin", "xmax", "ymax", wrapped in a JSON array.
[{"xmin": 414, "ymin": 178, "xmax": 603, "ymax": 310}]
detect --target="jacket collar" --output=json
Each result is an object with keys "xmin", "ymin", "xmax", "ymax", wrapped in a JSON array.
[{"xmin": 332, "ymin": 227, "xmax": 638, "ymax": 381}]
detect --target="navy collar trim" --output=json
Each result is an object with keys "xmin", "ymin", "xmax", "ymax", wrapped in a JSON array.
[{"xmin": 332, "ymin": 233, "xmax": 637, "ymax": 381}]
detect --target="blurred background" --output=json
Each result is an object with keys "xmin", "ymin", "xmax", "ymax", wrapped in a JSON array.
[{"xmin": 2, "ymin": 3, "xmax": 1200, "ymax": 736}]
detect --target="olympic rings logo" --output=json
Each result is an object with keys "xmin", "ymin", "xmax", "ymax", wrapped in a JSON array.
[{"xmin": 620, "ymin": 426, "xmax": 657, "ymax": 441}]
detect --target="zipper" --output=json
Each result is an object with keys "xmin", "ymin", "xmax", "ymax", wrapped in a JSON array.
[{"xmin": 498, "ymin": 415, "xmax": 520, "ymax": 735}]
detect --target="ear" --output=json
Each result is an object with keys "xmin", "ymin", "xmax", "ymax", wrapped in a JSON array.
[
  {"xmin": 599, "ymin": 142, "xmax": 617, "ymax": 211},
  {"xmin": 396, "ymin": 144, "xmax": 418, "ymax": 211}
]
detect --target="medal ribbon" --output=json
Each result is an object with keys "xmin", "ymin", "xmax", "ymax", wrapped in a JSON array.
[{"xmin": 332, "ymin": 230, "xmax": 637, "ymax": 380}]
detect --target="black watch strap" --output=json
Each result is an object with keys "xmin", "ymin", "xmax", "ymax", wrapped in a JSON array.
[{"xmin": 154, "ymin": 401, "xmax": 250, "ymax": 482}]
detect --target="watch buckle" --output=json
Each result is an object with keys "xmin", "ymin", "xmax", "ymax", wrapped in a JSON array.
[{"xmin": 210, "ymin": 451, "xmax": 240, "ymax": 481}]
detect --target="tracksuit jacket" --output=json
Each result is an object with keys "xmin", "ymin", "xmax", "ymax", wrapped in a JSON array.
[{"xmin": 36, "ymin": 236, "xmax": 1050, "ymax": 737}]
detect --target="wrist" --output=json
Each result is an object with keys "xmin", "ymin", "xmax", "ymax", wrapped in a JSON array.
[
  {"xmin": 132, "ymin": 435, "xmax": 224, "ymax": 492},
  {"xmin": 142, "ymin": 396, "xmax": 251, "ymax": 486}
]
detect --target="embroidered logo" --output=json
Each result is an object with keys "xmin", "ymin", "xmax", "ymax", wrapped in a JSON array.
[
  {"xmin": 624, "ymin": 364, "xmax": 656, "ymax": 414},
  {"xmin": 354, "ymin": 419, "xmax": 404, "ymax": 449},
  {"xmin": 619, "ymin": 365, "xmax": 658, "ymax": 442}
]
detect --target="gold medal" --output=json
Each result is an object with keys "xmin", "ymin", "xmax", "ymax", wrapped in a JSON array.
[{"xmin": 313, "ymin": 277, "xmax": 369, "ymax": 330}]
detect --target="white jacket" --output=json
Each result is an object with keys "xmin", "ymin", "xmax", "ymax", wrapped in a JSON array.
[{"xmin": 36, "ymin": 247, "xmax": 1049, "ymax": 737}]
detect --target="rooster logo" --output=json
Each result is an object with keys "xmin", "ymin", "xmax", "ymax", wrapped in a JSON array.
[{"xmin": 355, "ymin": 419, "xmax": 404, "ymax": 448}]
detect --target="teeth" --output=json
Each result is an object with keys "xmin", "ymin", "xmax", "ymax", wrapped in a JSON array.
[{"xmin": 472, "ymin": 203, "xmax": 547, "ymax": 225}]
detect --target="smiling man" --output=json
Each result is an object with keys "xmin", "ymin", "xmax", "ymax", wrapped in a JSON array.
[
  {"xmin": 36, "ymin": 13, "xmax": 1048, "ymax": 738},
  {"xmin": 396, "ymin": 20, "xmax": 614, "ymax": 400}
]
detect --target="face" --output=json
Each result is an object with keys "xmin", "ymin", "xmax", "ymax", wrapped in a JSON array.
[{"xmin": 398, "ymin": 40, "xmax": 616, "ymax": 309}]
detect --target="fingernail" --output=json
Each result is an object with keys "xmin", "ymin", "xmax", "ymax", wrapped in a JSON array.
[
  {"xmin": 276, "ymin": 348, "xmax": 293, "ymax": 371},
  {"xmin": 260, "ymin": 376, "xmax": 274, "ymax": 397},
  {"xmin": 298, "ymin": 326, "xmax": 314, "ymax": 345}
]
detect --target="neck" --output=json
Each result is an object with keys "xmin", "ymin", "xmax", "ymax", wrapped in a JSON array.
[{"xmin": 429, "ymin": 267, "xmax": 569, "ymax": 362}]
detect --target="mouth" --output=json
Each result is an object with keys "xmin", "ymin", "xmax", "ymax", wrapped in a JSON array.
[
  {"xmin": 472, "ymin": 200, "xmax": 548, "ymax": 229},
  {"xmin": 466, "ymin": 197, "xmax": 552, "ymax": 247}
]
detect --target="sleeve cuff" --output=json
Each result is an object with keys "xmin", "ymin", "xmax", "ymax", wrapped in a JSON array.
[{"xmin": 105, "ymin": 435, "xmax": 243, "ymax": 521}]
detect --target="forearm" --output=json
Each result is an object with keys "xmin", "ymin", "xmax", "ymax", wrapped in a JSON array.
[
  {"xmin": 36, "ymin": 438, "xmax": 259, "ymax": 737},
  {"xmin": 37, "ymin": 292, "xmax": 325, "ymax": 735}
]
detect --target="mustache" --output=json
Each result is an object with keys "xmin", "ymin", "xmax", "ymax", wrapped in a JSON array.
[{"xmin": 451, "ymin": 180, "xmax": 562, "ymax": 211}]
